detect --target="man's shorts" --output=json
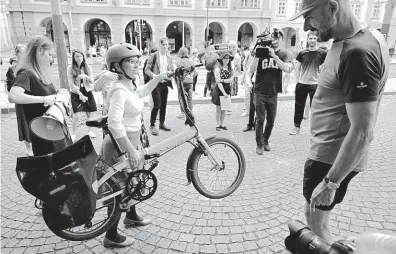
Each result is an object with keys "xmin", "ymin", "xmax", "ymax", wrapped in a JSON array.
[{"xmin": 303, "ymin": 159, "xmax": 359, "ymax": 211}]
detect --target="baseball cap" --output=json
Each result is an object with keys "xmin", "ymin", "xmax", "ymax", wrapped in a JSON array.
[{"xmin": 288, "ymin": 0, "xmax": 328, "ymax": 21}]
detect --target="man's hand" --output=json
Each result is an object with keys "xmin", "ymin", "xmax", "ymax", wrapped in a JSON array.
[
  {"xmin": 310, "ymin": 181, "xmax": 336, "ymax": 211},
  {"xmin": 268, "ymin": 47, "xmax": 276, "ymax": 58}
]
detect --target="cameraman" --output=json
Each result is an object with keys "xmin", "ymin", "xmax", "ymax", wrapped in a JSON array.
[{"xmin": 246, "ymin": 29, "xmax": 293, "ymax": 154}]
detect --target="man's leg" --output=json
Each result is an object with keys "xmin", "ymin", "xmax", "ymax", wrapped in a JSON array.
[
  {"xmin": 263, "ymin": 95, "xmax": 278, "ymax": 151},
  {"xmin": 150, "ymin": 86, "xmax": 161, "ymax": 135},
  {"xmin": 159, "ymin": 84, "xmax": 170, "ymax": 130},
  {"xmin": 308, "ymin": 84, "xmax": 318, "ymax": 106},
  {"xmin": 292, "ymin": 83, "xmax": 309, "ymax": 132},
  {"xmin": 204, "ymin": 71, "xmax": 211, "ymax": 96},
  {"xmin": 243, "ymin": 88, "xmax": 255, "ymax": 132},
  {"xmin": 304, "ymin": 203, "xmax": 333, "ymax": 244},
  {"xmin": 254, "ymin": 94, "xmax": 265, "ymax": 155}
]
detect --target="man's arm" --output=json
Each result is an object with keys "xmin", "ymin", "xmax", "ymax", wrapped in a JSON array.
[
  {"xmin": 272, "ymin": 50, "xmax": 292, "ymax": 73},
  {"xmin": 144, "ymin": 53, "xmax": 156, "ymax": 79},
  {"xmin": 326, "ymin": 48, "xmax": 382, "ymax": 184},
  {"xmin": 245, "ymin": 58, "xmax": 258, "ymax": 87},
  {"xmin": 294, "ymin": 61, "xmax": 301, "ymax": 83}
]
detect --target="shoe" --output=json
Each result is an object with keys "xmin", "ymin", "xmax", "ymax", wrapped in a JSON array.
[
  {"xmin": 123, "ymin": 216, "xmax": 152, "ymax": 227},
  {"xmin": 220, "ymin": 126, "xmax": 228, "ymax": 130},
  {"xmin": 103, "ymin": 236, "xmax": 135, "ymax": 248},
  {"xmin": 289, "ymin": 127, "xmax": 301, "ymax": 135},
  {"xmin": 88, "ymin": 131, "xmax": 96, "ymax": 138},
  {"xmin": 256, "ymin": 145, "xmax": 264, "ymax": 155},
  {"xmin": 26, "ymin": 147, "xmax": 33, "ymax": 156},
  {"xmin": 159, "ymin": 124, "xmax": 171, "ymax": 131},
  {"xmin": 264, "ymin": 140, "xmax": 271, "ymax": 151},
  {"xmin": 194, "ymin": 91, "xmax": 200, "ymax": 96},
  {"xmin": 243, "ymin": 125, "xmax": 253, "ymax": 132},
  {"xmin": 226, "ymin": 110, "xmax": 232, "ymax": 115},
  {"xmin": 150, "ymin": 126, "xmax": 159, "ymax": 136},
  {"xmin": 176, "ymin": 114, "xmax": 185, "ymax": 119},
  {"xmin": 303, "ymin": 116, "xmax": 309, "ymax": 120},
  {"xmin": 241, "ymin": 112, "xmax": 248, "ymax": 117}
]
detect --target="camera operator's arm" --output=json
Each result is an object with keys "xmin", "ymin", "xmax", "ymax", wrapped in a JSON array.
[
  {"xmin": 245, "ymin": 58, "xmax": 258, "ymax": 88},
  {"xmin": 269, "ymin": 48, "xmax": 293, "ymax": 73}
]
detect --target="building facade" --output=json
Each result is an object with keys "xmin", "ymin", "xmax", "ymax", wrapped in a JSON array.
[{"xmin": 4, "ymin": 0, "xmax": 396, "ymax": 54}]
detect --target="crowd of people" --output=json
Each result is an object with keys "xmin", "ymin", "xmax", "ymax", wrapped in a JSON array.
[{"xmin": 5, "ymin": 0, "xmax": 391, "ymax": 249}]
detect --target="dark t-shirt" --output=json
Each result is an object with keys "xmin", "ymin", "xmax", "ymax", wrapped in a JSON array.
[
  {"xmin": 296, "ymin": 48, "xmax": 327, "ymax": 84},
  {"xmin": 254, "ymin": 49, "xmax": 289, "ymax": 95},
  {"xmin": 13, "ymin": 69, "xmax": 70, "ymax": 156},
  {"xmin": 309, "ymin": 27, "xmax": 389, "ymax": 171}
]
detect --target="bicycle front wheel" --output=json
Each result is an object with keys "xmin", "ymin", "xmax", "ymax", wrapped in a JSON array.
[
  {"xmin": 190, "ymin": 137, "xmax": 246, "ymax": 199},
  {"xmin": 43, "ymin": 177, "xmax": 122, "ymax": 241}
]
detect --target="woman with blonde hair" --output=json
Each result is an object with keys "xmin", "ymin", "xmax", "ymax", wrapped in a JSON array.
[
  {"xmin": 174, "ymin": 47, "xmax": 195, "ymax": 118},
  {"xmin": 8, "ymin": 35, "xmax": 70, "ymax": 156},
  {"xmin": 68, "ymin": 49, "xmax": 97, "ymax": 140}
]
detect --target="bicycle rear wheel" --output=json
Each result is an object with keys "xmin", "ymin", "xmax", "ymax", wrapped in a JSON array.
[
  {"xmin": 43, "ymin": 177, "xmax": 122, "ymax": 241},
  {"xmin": 190, "ymin": 137, "xmax": 246, "ymax": 199}
]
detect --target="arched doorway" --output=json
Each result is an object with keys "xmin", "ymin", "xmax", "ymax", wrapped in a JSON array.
[
  {"xmin": 125, "ymin": 20, "xmax": 152, "ymax": 51},
  {"xmin": 238, "ymin": 23, "xmax": 254, "ymax": 49},
  {"xmin": 40, "ymin": 18, "xmax": 71, "ymax": 53},
  {"xmin": 281, "ymin": 27, "xmax": 297, "ymax": 50},
  {"xmin": 166, "ymin": 21, "xmax": 192, "ymax": 53},
  {"xmin": 85, "ymin": 19, "xmax": 111, "ymax": 50},
  {"xmin": 204, "ymin": 22, "xmax": 224, "ymax": 45}
]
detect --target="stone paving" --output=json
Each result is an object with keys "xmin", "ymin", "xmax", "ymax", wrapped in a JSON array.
[{"xmin": 1, "ymin": 96, "xmax": 396, "ymax": 254}]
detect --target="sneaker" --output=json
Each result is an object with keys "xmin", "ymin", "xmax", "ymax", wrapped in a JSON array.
[
  {"xmin": 150, "ymin": 126, "xmax": 159, "ymax": 136},
  {"xmin": 241, "ymin": 112, "xmax": 248, "ymax": 117},
  {"xmin": 123, "ymin": 215, "xmax": 152, "ymax": 227},
  {"xmin": 88, "ymin": 131, "xmax": 96, "ymax": 138},
  {"xmin": 289, "ymin": 127, "xmax": 301, "ymax": 135},
  {"xmin": 263, "ymin": 140, "xmax": 271, "ymax": 151},
  {"xmin": 226, "ymin": 110, "xmax": 232, "ymax": 115},
  {"xmin": 303, "ymin": 116, "xmax": 309, "ymax": 120},
  {"xmin": 193, "ymin": 91, "xmax": 200, "ymax": 96},
  {"xmin": 103, "ymin": 236, "xmax": 135, "ymax": 248},
  {"xmin": 256, "ymin": 145, "xmax": 264, "ymax": 155},
  {"xmin": 159, "ymin": 124, "xmax": 171, "ymax": 131}
]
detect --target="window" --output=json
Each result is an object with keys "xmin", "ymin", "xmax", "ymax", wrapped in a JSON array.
[
  {"xmin": 81, "ymin": 0, "xmax": 107, "ymax": 2},
  {"xmin": 294, "ymin": 1, "xmax": 300, "ymax": 14},
  {"xmin": 351, "ymin": 3, "xmax": 362, "ymax": 19},
  {"xmin": 372, "ymin": 4, "xmax": 381, "ymax": 19},
  {"xmin": 278, "ymin": 1, "xmax": 286, "ymax": 15},
  {"xmin": 251, "ymin": 0, "xmax": 259, "ymax": 8},
  {"xmin": 209, "ymin": 0, "xmax": 226, "ymax": 7},
  {"xmin": 241, "ymin": 0, "xmax": 248, "ymax": 7},
  {"xmin": 125, "ymin": 0, "xmax": 149, "ymax": 3},
  {"xmin": 169, "ymin": 0, "xmax": 190, "ymax": 5}
]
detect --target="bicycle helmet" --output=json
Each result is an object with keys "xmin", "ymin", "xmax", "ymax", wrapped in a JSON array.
[{"xmin": 106, "ymin": 43, "xmax": 141, "ymax": 80}]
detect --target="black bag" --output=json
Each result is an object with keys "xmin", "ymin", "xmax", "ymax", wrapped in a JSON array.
[
  {"xmin": 16, "ymin": 135, "xmax": 99, "ymax": 230},
  {"xmin": 143, "ymin": 53, "xmax": 157, "ymax": 84}
]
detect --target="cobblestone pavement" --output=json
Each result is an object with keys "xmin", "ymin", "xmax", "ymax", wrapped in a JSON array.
[{"xmin": 2, "ymin": 96, "xmax": 396, "ymax": 254}]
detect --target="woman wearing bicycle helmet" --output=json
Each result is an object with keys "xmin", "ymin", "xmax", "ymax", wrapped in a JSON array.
[{"xmin": 101, "ymin": 43, "xmax": 169, "ymax": 248}]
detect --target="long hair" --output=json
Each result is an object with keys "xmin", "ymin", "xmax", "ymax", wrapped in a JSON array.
[
  {"xmin": 71, "ymin": 49, "xmax": 92, "ymax": 78},
  {"xmin": 218, "ymin": 57, "xmax": 234, "ymax": 77},
  {"xmin": 16, "ymin": 35, "xmax": 54, "ymax": 85},
  {"xmin": 177, "ymin": 47, "xmax": 189, "ymax": 58}
]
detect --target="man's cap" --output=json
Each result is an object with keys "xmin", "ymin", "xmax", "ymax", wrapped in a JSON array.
[{"xmin": 288, "ymin": 0, "xmax": 328, "ymax": 21}]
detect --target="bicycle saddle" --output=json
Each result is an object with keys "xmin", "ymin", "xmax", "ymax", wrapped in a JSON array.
[{"xmin": 86, "ymin": 115, "xmax": 108, "ymax": 128}]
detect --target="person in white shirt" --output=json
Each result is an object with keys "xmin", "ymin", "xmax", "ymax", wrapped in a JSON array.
[{"xmin": 101, "ymin": 43, "xmax": 169, "ymax": 248}]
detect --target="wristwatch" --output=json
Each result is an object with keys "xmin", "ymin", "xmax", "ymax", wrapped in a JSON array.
[{"xmin": 324, "ymin": 177, "xmax": 340, "ymax": 190}]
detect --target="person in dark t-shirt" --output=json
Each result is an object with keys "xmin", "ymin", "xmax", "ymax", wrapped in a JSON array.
[
  {"xmin": 290, "ymin": 30, "xmax": 327, "ymax": 135},
  {"xmin": 246, "ymin": 29, "xmax": 293, "ymax": 154},
  {"xmin": 289, "ymin": 0, "xmax": 389, "ymax": 244}
]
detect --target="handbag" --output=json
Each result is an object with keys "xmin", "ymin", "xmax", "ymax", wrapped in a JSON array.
[
  {"xmin": 16, "ymin": 135, "xmax": 98, "ymax": 230},
  {"xmin": 181, "ymin": 58, "xmax": 194, "ymax": 85}
]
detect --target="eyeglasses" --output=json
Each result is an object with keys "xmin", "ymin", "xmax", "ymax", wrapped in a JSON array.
[{"xmin": 125, "ymin": 59, "xmax": 141, "ymax": 66}]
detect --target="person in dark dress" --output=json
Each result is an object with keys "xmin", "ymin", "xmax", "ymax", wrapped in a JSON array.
[
  {"xmin": 7, "ymin": 45, "xmax": 34, "ymax": 156},
  {"xmin": 8, "ymin": 35, "xmax": 70, "ymax": 156},
  {"xmin": 67, "ymin": 49, "xmax": 97, "ymax": 141},
  {"xmin": 211, "ymin": 52, "xmax": 234, "ymax": 131}
]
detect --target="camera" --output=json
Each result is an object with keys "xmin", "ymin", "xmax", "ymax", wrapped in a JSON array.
[
  {"xmin": 254, "ymin": 28, "xmax": 283, "ymax": 58},
  {"xmin": 285, "ymin": 220, "xmax": 356, "ymax": 254}
]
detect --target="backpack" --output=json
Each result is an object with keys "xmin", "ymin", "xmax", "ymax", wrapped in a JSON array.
[{"xmin": 143, "ymin": 53, "xmax": 157, "ymax": 84}]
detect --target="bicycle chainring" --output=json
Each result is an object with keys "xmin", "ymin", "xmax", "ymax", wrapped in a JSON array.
[{"xmin": 125, "ymin": 170, "xmax": 157, "ymax": 201}]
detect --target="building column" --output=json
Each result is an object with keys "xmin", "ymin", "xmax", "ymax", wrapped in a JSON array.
[{"xmin": 111, "ymin": 14, "xmax": 123, "ymax": 45}]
